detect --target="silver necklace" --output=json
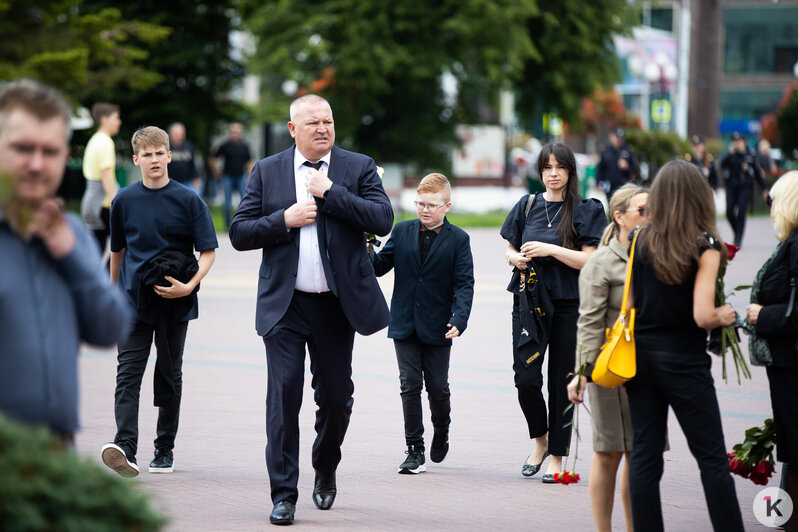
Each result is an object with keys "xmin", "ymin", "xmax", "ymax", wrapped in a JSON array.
[{"xmin": 544, "ymin": 199, "xmax": 563, "ymax": 228}]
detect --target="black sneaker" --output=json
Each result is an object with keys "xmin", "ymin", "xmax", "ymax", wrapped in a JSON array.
[
  {"xmin": 398, "ymin": 445, "xmax": 426, "ymax": 474},
  {"xmin": 149, "ymin": 447, "xmax": 174, "ymax": 473},
  {"xmin": 101, "ymin": 442, "xmax": 139, "ymax": 478},
  {"xmin": 430, "ymin": 431, "xmax": 449, "ymax": 463}
]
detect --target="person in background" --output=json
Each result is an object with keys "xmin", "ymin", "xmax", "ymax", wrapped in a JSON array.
[
  {"xmin": 0, "ymin": 79, "xmax": 130, "ymax": 444},
  {"xmin": 721, "ymin": 131, "xmax": 768, "ymax": 247},
  {"xmin": 81, "ymin": 102, "xmax": 121, "ymax": 259},
  {"xmin": 567, "ymin": 183, "xmax": 647, "ymax": 532},
  {"xmin": 371, "ymin": 173, "xmax": 474, "ymax": 475},
  {"xmin": 501, "ymin": 142, "xmax": 606, "ymax": 483},
  {"xmin": 596, "ymin": 127, "xmax": 638, "ymax": 201},
  {"xmin": 168, "ymin": 122, "xmax": 200, "ymax": 193},
  {"xmin": 686, "ymin": 135, "xmax": 718, "ymax": 190},
  {"xmin": 209, "ymin": 122, "xmax": 253, "ymax": 229},
  {"xmin": 625, "ymin": 160, "xmax": 743, "ymax": 531},
  {"xmin": 746, "ymin": 171, "xmax": 798, "ymax": 532},
  {"xmin": 756, "ymin": 138, "xmax": 779, "ymax": 178}
]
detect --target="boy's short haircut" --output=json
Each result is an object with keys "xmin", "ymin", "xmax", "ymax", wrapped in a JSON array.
[
  {"xmin": 91, "ymin": 102, "xmax": 120, "ymax": 125},
  {"xmin": 0, "ymin": 79, "xmax": 72, "ymax": 141},
  {"xmin": 131, "ymin": 126, "xmax": 170, "ymax": 155},
  {"xmin": 417, "ymin": 173, "xmax": 451, "ymax": 202}
]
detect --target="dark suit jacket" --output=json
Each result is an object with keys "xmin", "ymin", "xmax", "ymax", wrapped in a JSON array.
[
  {"xmin": 372, "ymin": 218, "xmax": 474, "ymax": 346},
  {"xmin": 229, "ymin": 145, "xmax": 393, "ymax": 336}
]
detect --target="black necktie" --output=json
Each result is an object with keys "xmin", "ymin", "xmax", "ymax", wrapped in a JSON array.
[
  {"xmin": 301, "ymin": 160, "xmax": 336, "ymax": 294},
  {"xmin": 303, "ymin": 160, "xmax": 323, "ymax": 170}
]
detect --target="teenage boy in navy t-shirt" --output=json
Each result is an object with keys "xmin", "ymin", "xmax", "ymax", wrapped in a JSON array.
[
  {"xmin": 102, "ymin": 126, "xmax": 218, "ymax": 477},
  {"xmin": 371, "ymin": 173, "xmax": 474, "ymax": 474}
]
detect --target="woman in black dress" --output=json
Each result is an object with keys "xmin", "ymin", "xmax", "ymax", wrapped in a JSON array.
[{"xmin": 501, "ymin": 142, "xmax": 606, "ymax": 481}]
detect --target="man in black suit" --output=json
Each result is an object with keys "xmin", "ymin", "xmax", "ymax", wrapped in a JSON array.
[{"xmin": 229, "ymin": 94, "xmax": 393, "ymax": 526}]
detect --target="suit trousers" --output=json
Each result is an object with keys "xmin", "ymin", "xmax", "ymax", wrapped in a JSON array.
[
  {"xmin": 511, "ymin": 297, "xmax": 577, "ymax": 457},
  {"xmin": 625, "ymin": 347, "xmax": 743, "ymax": 532},
  {"xmin": 263, "ymin": 290, "xmax": 356, "ymax": 504},
  {"xmin": 113, "ymin": 319, "xmax": 188, "ymax": 457},
  {"xmin": 394, "ymin": 333, "xmax": 452, "ymax": 448}
]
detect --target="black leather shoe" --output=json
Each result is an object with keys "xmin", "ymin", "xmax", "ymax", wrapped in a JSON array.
[
  {"xmin": 269, "ymin": 500, "xmax": 295, "ymax": 525},
  {"xmin": 312, "ymin": 470, "xmax": 337, "ymax": 510}
]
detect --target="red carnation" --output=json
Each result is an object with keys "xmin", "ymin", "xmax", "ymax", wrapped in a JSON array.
[{"xmin": 725, "ymin": 243, "xmax": 739, "ymax": 261}]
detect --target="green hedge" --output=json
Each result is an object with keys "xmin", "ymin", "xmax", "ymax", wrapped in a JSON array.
[{"xmin": 0, "ymin": 415, "xmax": 165, "ymax": 532}]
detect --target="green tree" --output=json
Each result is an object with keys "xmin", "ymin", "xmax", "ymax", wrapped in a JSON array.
[
  {"xmin": 0, "ymin": 1, "xmax": 169, "ymax": 99},
  {"xmin": 777, "ymin": 84, "xmax": 798, "ymax": 161},
  {"xmin": 242, "ymin": 0, "xmax": 538, "ymax": 171},
  {"xmin": 515, "ymin": 0, "xmax": 638, "ymax": 129},
  {"xmin": 80, "ymin": 0, "xmax": 246, "ymax": 158}
]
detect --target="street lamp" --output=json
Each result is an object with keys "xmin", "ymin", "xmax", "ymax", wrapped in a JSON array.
[{"xmin": 643, "ymin": 52, "xmax": 678, "ymax": 130}]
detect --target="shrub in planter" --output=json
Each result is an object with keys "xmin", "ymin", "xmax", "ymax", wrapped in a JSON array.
[{"xmin": 0, "ymin": 415, "xmax": 165, "ymax": 532}]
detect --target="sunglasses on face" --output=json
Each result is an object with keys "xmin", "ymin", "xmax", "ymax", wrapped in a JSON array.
[
  {"xmin": 625, "ymin": 206, "xmax": 646, "ymax": 216},
  {"xmin": 766, "ymin": 195, "xmax": 773, "ymax": 207}
]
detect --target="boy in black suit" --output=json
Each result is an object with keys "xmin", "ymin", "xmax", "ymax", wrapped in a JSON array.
[{"xmin": 372, "ymin": 173, "xmax": 474, "ymax": 474}]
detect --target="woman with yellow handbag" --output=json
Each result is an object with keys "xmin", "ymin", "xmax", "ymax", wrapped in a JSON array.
[
  {"xmin": 624, "ymin": 160, "xmax": 743, "ymax": 532},
  {"xmin": 567, "ymin": 183, "xmax": 647, "ymax": 532}
]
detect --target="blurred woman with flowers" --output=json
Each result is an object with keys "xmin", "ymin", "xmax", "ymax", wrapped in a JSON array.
[
  {"xmin": 746, "ymin": 170, "xmax": 798, "ymax": 531},
  {"xmin": 501, "ymin": 143, "xmax": 606, "ymax": 482},
  {"xmin": 567, "ymin": 183, "xmax": 648, "ymax": 532},
  {"xmin": 624, "ymin": 160, "xmax": 743, "ymax": 531}
]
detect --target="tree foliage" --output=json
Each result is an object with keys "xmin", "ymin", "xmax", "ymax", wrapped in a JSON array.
[
  {"xmin": 515, "ymin": 0, "xmax": 638, "ymax": 128},
  {"xmin": 0, "ymin": 1, "xmax": 169, "ymax": 100},
  {"xmin": 79, "ymin": 0, "xmax": 246, "ymax": 157},
  {"xmin": 776, "ymin": 82, "xmax": 798, "ymax": 161},
  {"xmin": 242, "ymin": 0, "xmax": 539, "ymax": 171}
]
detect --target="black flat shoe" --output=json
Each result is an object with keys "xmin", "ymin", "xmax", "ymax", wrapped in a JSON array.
[
  {"xmin": 269, "ymin": 500, "xmax": 295, "ymax": 525},
  {"xmin": 521, "ymin": 450, "xmax": 550, "ymax": 477},
  {"xmin": 541, "ymin": 473, "xmax": 556, "ymax": 484},
  {"xmin": 312, "ymin": 470, "xmax": 337, "ymax": 510}
]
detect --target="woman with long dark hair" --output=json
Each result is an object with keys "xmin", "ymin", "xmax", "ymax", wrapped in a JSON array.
[
  {"xmin": 625, "ymin": 160, "xmax": 743, "ymax": 531},
  {"xmin": 501, "ymin": 142, "xmax": 606, "ymax": 481}
]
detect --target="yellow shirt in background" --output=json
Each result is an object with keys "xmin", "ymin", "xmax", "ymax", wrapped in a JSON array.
[{"xmin": 83, "ymin": 131, "xmax": 116, "ymax": 207}]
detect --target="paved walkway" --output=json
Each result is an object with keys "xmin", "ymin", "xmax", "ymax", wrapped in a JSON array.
[{"xmin": 76, "ymin": 215, "xmax": 779, "ymax": 531}]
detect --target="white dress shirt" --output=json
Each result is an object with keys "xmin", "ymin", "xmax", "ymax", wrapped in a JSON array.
[{"xmin": 293, "ymin": 149, "xmax": 332, "ymax": 293}]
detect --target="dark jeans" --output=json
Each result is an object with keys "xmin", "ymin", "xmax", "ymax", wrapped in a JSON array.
[
  {"xmin": 625, "ymin": 347, "xmax": 743, "ymax": 532},
  {"xmin": 263, "ymin": 291, "xmax": 355, "ymax": 504},
  {"xmin": 92, "ymin": 207, "xmax": 110, "ymax": 269},
  {"xmin": 113, "ymin": 319, "xmax": 188, "ymax": 457},
  {"xmin": 394, "ymin": 333, "xmax": 452, "ymax": 448},
  {"xmin": 223, "ymin": 173, "xmax": 247, "ymax": 228},
  {"xmin": 511, "ymin": 297, "xmax": 578, "ymax": 456},
  {"xmin": 725, "ymin": 181, "xmax": 752, "ymax": 247}
]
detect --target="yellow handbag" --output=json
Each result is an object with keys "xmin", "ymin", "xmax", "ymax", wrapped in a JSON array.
[{"xmin": 591, "ymin": 230, "xmax": 640, "ymax": 388}]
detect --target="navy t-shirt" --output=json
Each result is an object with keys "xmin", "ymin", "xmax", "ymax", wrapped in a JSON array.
[
  {"xmin": 632, "ymin": 232, "xmax": 716, "ymax": 354},
  {"xmin": 501, "ymin": 194, "xmax": 606, "ymax": 300},
  {"xmin": 110, "ymin": 180, "xmax": 218, "ymax": 323}
]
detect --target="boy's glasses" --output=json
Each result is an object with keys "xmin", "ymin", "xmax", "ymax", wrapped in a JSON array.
[
  {"xmin": 414, "ymin": 201, "xmax": 445, "ymax": 212},
  {"xmin": 625, "ymin": 206, "xmax": 646, "ymax": 216}
]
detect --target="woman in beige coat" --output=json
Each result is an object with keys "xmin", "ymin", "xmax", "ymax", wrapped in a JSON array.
[{"xmin": 567, "ymin": 183, "xmax": 647, "ymax": 532}]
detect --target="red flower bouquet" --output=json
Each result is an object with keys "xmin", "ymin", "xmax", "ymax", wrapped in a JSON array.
[
  {"xmin": 728, "ymin": 418, "xmax": 776, "ymax": 485},
  {"xmin": 708, "ymin": 242, "xmax": 752, "ymax": 383},
  {"xmin": 559, "ymin": 345, "xmax": 587, "ymax": 485}
]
